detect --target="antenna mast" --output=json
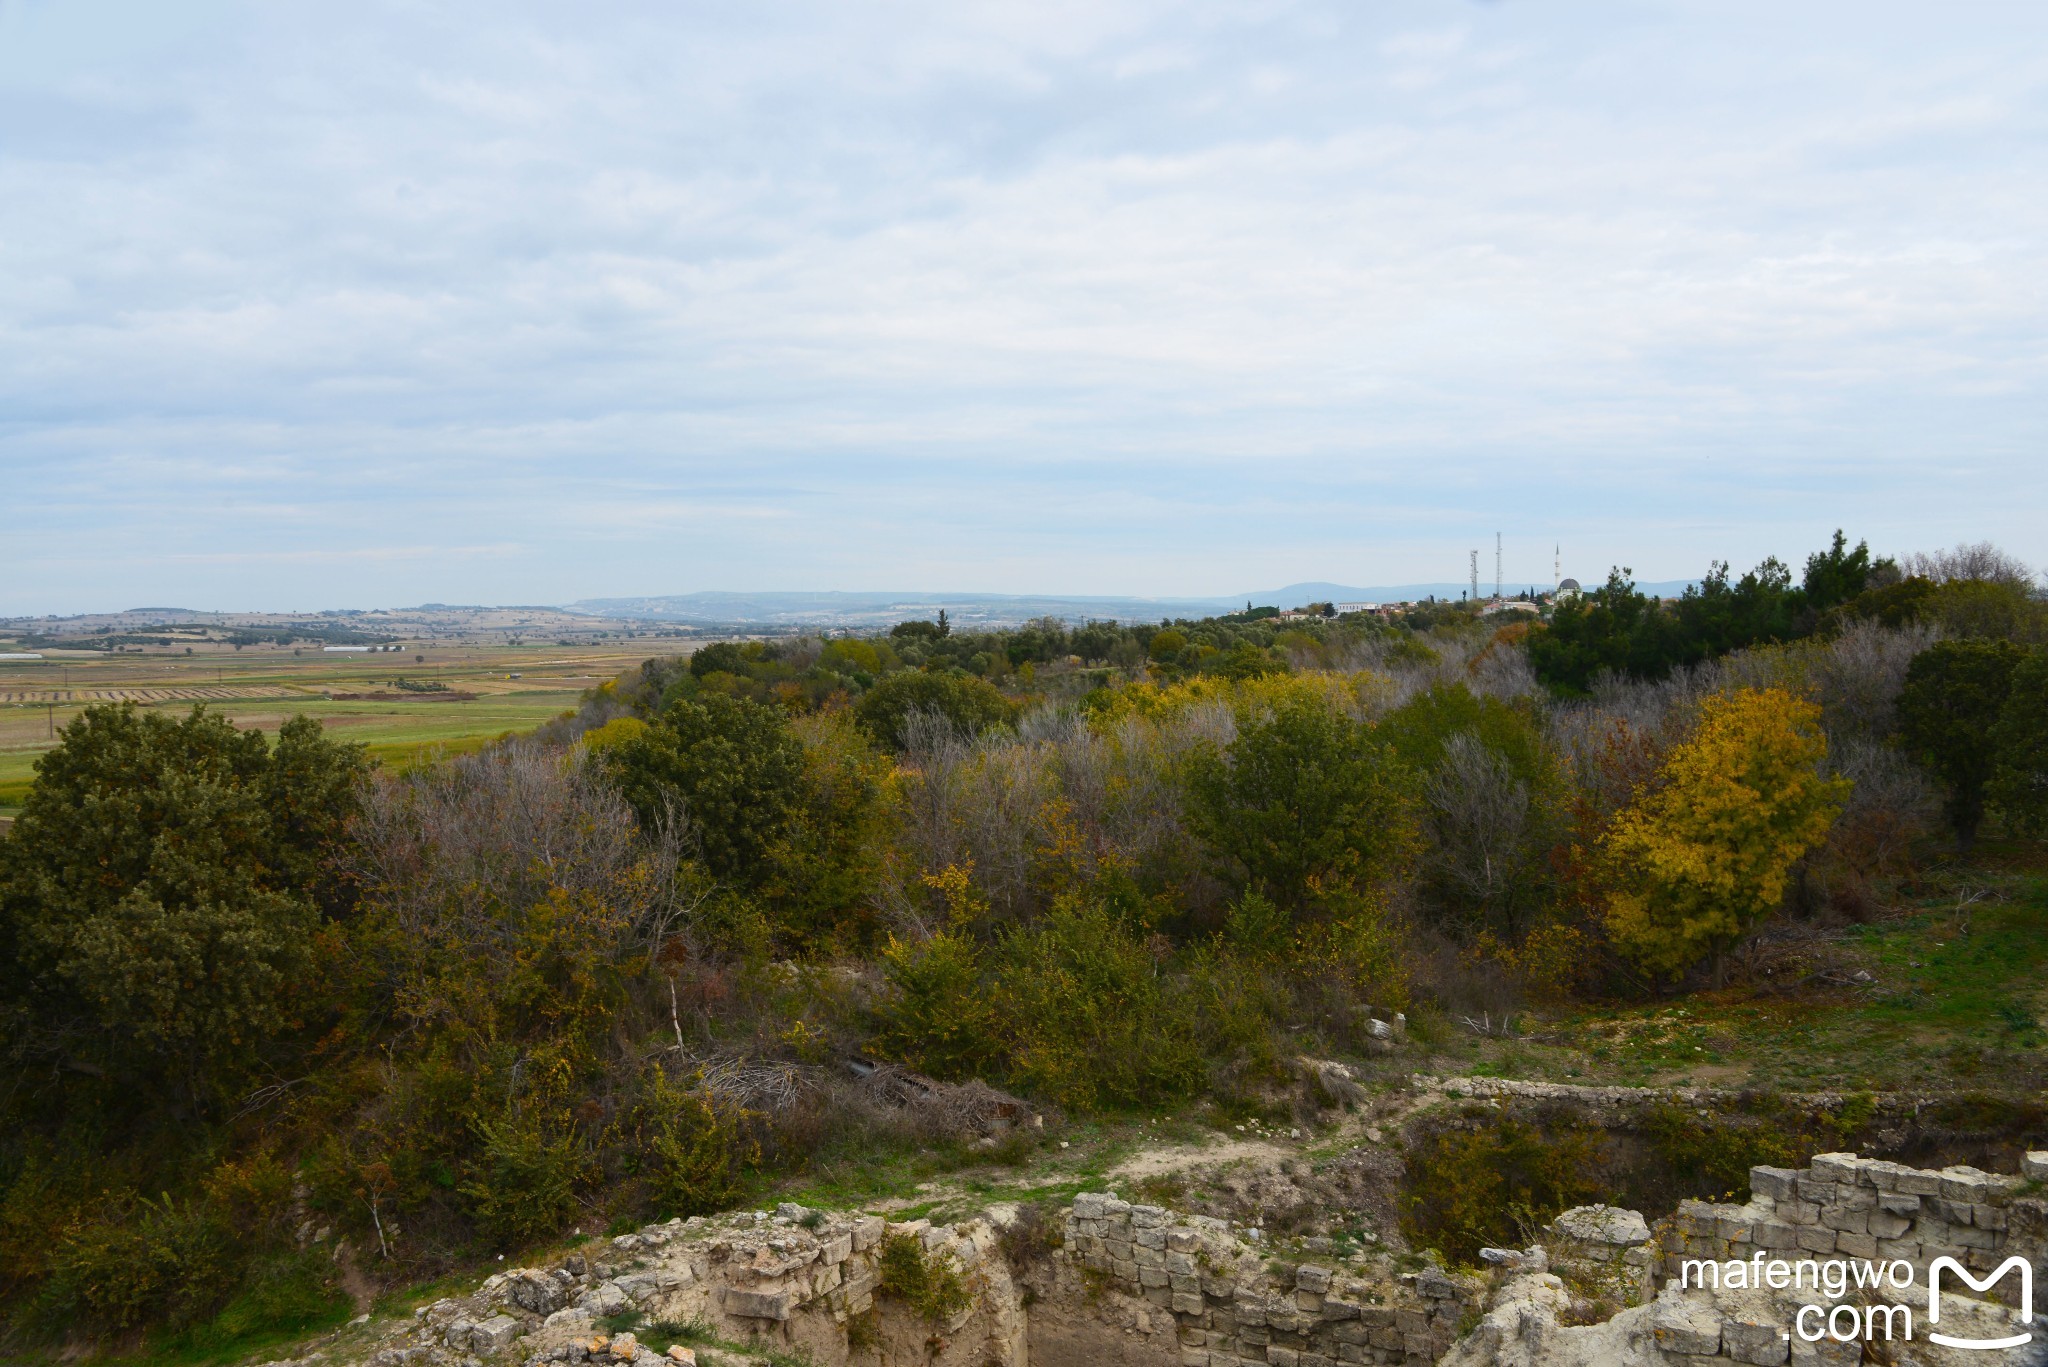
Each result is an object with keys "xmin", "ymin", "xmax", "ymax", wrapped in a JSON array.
[
  {"xmin": 1495, "ymin": 533, "xmax": 1502, "ymax": 604},
  {"xmin": 1469, "ymin": 550, "xmax": 1479, "ymax": 606}
]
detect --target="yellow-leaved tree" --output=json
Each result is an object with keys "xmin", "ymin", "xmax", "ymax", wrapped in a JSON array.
[{"xmin": 1603, "ymin": 688, "xmax": 1848, "ymax": 979}]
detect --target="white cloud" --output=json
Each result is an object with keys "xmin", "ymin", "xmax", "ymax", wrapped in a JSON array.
[{"xmin": 2, "ymin": 0, "xmax": 2045, "ymax": 611}]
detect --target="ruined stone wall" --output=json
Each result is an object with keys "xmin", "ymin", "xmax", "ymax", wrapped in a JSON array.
[
  {"xmin": 1059, "ymin": 1193, "xmax": 1478, "ymax": 1367},
  {"xmin": 1661, "ymin": 1150, "xmax": 2048, "ymax": 1302}
]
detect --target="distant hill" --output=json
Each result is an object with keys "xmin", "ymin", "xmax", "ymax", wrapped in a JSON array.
[{"xmin": 573, "ymin": 577, "xmax": 1702, "ymax": 629}]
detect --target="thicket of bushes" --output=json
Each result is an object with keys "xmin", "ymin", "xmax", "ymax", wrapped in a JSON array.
[{"xmin": 2, "ymin": 532, "xmax": 2045, "ymax": 1349}]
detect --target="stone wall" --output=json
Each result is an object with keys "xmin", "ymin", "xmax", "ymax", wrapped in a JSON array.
[
  {"xmin": 1059, "ymin": 1193, "xmax": 1479, "ymax": 1367},
  {"xmin": 1662, "ymin": 1150, "xmax": 2048, "ymax": 1302}
]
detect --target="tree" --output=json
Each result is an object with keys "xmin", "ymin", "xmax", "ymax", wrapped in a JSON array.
[
  {"xmin": 1186, "ymin": 695, "xmax": 1410, "ymax": 910},
  {"xmin": 0, "ymin": 705, "xmax": 367, "ymax": 1105},
  {"xmin": 1990, "ymin": 650, "xmax": 2048, "ymax": 836},
  {"xmin": 1896, "ymin": 640, "xmax": 2029, "ymax": 850},
  {"xmin": 600, "ymin": 693, "xmax": 806, "ymax": 882},
  {"xmin": 1602, "ymin": 688, "xmax": 1848, "ymax": 979},
  {"xmin": 852, "ymin": 671, "xmax": 1017, "ymax": 750},
  {"xmin": 1802, "ymin": 529, "xmax": 1886, "ymax": 614}
]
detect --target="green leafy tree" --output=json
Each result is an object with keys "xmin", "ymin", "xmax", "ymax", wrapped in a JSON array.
[
  {"xmin": 600, "ymin": 694, "xmax": 805, "ymax": 882},
  {"xmin": 852, "ymin": 670, "xmax": 1017, "ymax": 750},
  {"xmin": 1186, "ymin": 696, "xmax": 1410, "ymax": 910},
  {"xmin": 0, "ymin": 706, "xmax": 366, "ymax": 1106},
  {"xmin": 1897, "ymin": 640, "xmax": 2030, "ymax": 850},
  {"xmin": 1989, "ymin": 650, "xmax": 2048, "ymax": 836}
]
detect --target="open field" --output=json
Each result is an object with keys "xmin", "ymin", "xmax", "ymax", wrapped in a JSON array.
[{"xmin": 0, "ymin": 642, "xmax": 682, "ymax": 815}]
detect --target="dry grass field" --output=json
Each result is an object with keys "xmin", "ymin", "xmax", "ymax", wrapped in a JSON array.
[{"xmin": 0, "ymin": 640, "xmax": 680, "ymax": 817}]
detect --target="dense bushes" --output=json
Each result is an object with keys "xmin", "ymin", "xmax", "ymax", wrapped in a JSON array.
[{"xmin": 1, "ymin": 533, "xmax": 2040, "ymax": 1345}]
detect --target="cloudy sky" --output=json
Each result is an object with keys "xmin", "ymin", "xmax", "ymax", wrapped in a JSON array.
[{"xmin": 3, "ymin": 0, "xmax": 2044, "ymax": 613}]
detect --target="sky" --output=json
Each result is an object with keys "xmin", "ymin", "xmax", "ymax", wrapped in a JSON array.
[{"xmin": 3, "ymin": 0, "xmax": 2045, "ymax": 615}]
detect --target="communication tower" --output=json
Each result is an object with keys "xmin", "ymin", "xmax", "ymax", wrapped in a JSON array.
[{"xmin": 1469, "ymin": 550, "xmax": 1479, "ymax": 605}]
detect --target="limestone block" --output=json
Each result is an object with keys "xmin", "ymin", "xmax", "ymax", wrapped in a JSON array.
[
  {"xmin": 723, "ymin": 1285, "xmax": 796, "ymax": 1320},
  {"xmin": 1938, "ymin": 1168, "xmax": 1993, "ymax": 1202},
  {"xmin": 1202, "ymin": 1275, "xmax": 1237, "ymax": 1299},
  {"xmin": 1717, "ymin": 1214, "xmax": 1756, "ymax": 1243},
  {"xmin": 1779, "ymin": 1200, "xmax": 1819, "ymax": 1225},
  {"xmin": 1168, "ymin": 1228, "xmax": 1202, "ymax": 1253},
  {"xmin": 1972, "ymin": 1202, "xmax": 2008, "ymax": 1230},
  {"xmin": 1182, "ymin": 1350, "xmax": 1210, "ymax": 1367},
  {"xmin": 1833, "ymin": 1232, "xmax": 1877, "ymax": 1260},
  {"xmin": 1318, "ymin": 1298, "xmax": 1360, "ymax": 1323},
  {"xmin": 1393, "ymin": 1309, "xmax": 1428, "ymax": 1335},
  {"xmin": 2022, "ymin": 1151, "xmax": 2048, "ymax": 1182},
  {"xmin": 1132, "ymin": 1204, "xmax": 1168, "ymax": 1229},
  {"xmin": 1136, "ymin": 1226, "xmax": 1168, "ymax": 1250},
  {"xmin": 1876, "ymin": 1192, "xmax": 1920, "ymax": 1216},
  {"xmin": 473, "ymin": 1314, "xmax": 521, "ymax": 1354},
  {"xmin": 1649, "ymin": 1297, "xmax": 1721, "ymax": 1357},
  {"xmin": 1750, "ymin": 1167, "xmax": 1799, "ymax": 1201},
  {"xmin": 1296, "ymin": 1265, "xmax": 1333, "ymax": 1294},
  {"xmin": 1168, "ymin": 1251, "xmax": 1199, "ymax": 1276},
  {"xmin": 1819, "ymin": 1206, "xmax": 1867, "ymax": 1235},
  {"xmin": 1752, "ymin": 1221, "xmax": 1799, "ymax": 1251},
  {"xmin": 1296, "ymin": 1352, "xmax": 1333, "ymax": 1367},
  {"xmin": 1794, "ymin": 1178, "xmax": 1836, "ymax": 1207},
  {"xmin": 1892, "ymin": 1169, "xmax": 1942, "ymax": 1197},
  {"xmin": 1550, "ymin": 1205, "xmax": 1653, "ymax": 1246},
  {"xmin": 1809, "ymin": 1153, "xmax": 1860, "ymax": 1184},
  {"xmin": 1722, "ymin": 1319, "xmax": 1788, "ymax": 1367},
  {"xmin": 1794, "ymin": 1226, "xmax": 1837, "ymax": 1255},
  {"xmin": 1115, "ymin": 1259, "xmax": 1139, "ymax": 1282},
  {"xmin": 1949, "ymin": 1222, "xmax": 1997, "ymax": 1249},
  {"xmin": 1174, "ymin": 1292, "xmax": 1207, "ymax": 1316},
  {"xmin": 820, "ymin": 1233, "xmax": 853, "ymax": 1264},
  {"xmin": 1267, "ymin": 1347, "xmax": 1299, "ymax": 1367}
]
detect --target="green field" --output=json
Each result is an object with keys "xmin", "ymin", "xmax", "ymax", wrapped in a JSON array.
[{"xmin": 0, "ymin": 642, "xmax": 669, "ymax": 816}]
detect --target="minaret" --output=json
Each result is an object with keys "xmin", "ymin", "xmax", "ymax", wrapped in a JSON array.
[
  {"xmin": 1495, "ymin": 533, "xmax": 1502, "ymax": 604},
  {"xmin": 1553, "ymin": 544, "xmax": 1561, "ymax": 596}
]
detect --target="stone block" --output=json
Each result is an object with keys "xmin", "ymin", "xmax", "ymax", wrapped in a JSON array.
[
  {"xmin": 1794, "ymin": 1178, "xmax": 1837, "ymax": 1206},
  {"xmin": 1368, "ymin": 1326, "xmax": 1403, "ymax": 1351},
  {"xmin": 1142, "ymin": 1267, "xmax": 1171, "ymax": 1289},
  {"xmin": 1833, "ymin": 1232, "xmax": 1877, "ymax": 1260},
  {"xmin": 1810, "ymin": 1153, "xmax": 1861, "ymax": 1183},
  {"xmin": 1950, "ymin": 1222, "xmax": 1997, "ymax": 1249},
  {"xmin": 1972, "ymin": 1203, "xmax": 2008, "ymax": 1230},
  {"xmin": 821, "ymin": 1233, "xmax": 853, "ymax": 1264},
  {"xmin": 1820, "ymin": 1206, "xmax": 1867, "ymax": 1235},
  {"xmin": 1203, "ymin": 1276, "xmax": 1237, "ymax": 1299},
  {"xmin": 1320, "ymin": 1298, "xmax": 1361, "ymax": 1323},
  {"xmin": 1893, "ymin": 1169, "xmax": 1942, "ymax": 1196},
  {"xmin": 1115, "ymin": 1259, "xmax": 1139, "ymax": 1282},
  {"xmin": 1717, "ymin": 1214, "xmax": 1756, "ymax": 1242},
  {"xmin": 1650, "ymin": 1298, "xmax": 1721, "ymax": 1357},
  {"xmin": 724, "ymin": 1286, "xmax": 796, "ymax": 1320},
  {"xmin": 2021, "ymin": 1152, "xmax": 2048, "ymax": 1183},
  {"xmin": 472, "ymin": 1314, "xmax": 520, "ymax": 1354},
  {"xmin": 1938, "ymin": 1168, "xmax": 1992, "ymax": 1203},
  {"xmin": 853, "ymin": 1215, "xmax": 886, "ymax": 1252},
  {"xmin": 1877, "ymin": 1192, "xmax": 1920, "ymax": 1217},
  {"xmin": 1753, "ymin": 1221, "xmax": 1799, "ymax": 1251},
  {"xmin": 1865, "ymin": 1210, "xmax": 1911, "ymax": 1241},
  {"xmin": 1394, "ymin": 1309, "xmax": 1428, "ymax": 1334},
  {"xmin": 1137, "ymin": 1246, "xmax": 1167, "ymax": 1270},
  {"xmin": 1182, "ymin": 1351, "xmax": 1211, "ymax": 1367},
  {"xmin": 1359, "ymin": 1308, "xmax": 1395, "ymax": 1329},
  {"xmin": 1750, "ymin": 1167, "xmax": 1799, "ymax": 1201},
  {"xmin": 1108, "ymin": 1239, "xmax": 1135, "ymax": 1263},
  {"xmin": 1132, "ymin": 1205, "xmax": 1168, "ymax": 1229},
  {"xmin": 1267, "ymin": 1348, "xmax": 1299, "ymax": 1367},
  {"xmin": 1336, "ymin": 1344, "xmax": 1371, "ymax": 1364},
  {"xmin": 1874, "ymin": 1238, "xmax": 1919, "ymax": 1262},
  {"xmin": 1795, "ymin": 1226, "xmax": 1838, "ymax": 1254},
  {"xmin": 1174, "ymin": 1292, "xmax": 1208, "ymax": 1316},
  {"xmin": 1168, "ymin": 1228, "xmax": 1202, "ymax": 1252},
  {"xmin": 1171, "ymin": 1272, "xmax": 1202, "ymax": 1293},
  {"xmin": 1298, "ymin": 1352, "xmax": 1333, "ymax": 1367},
  {"xmin": 1167, "ymin": 1251, "xmax": 1198, "ymax": 1276},
  {"xmin": 1779, "ymin": 1200, "xmax": 1819, "ymax": 1225},
  {"xmin": 1296, "ymin": 1265, "xmax": 1333, "ymax": 1294}
]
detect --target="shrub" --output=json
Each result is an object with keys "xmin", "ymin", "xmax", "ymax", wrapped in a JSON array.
[
  {"xmin": 854, "ymin": 671, "xmax": 1018, "ymax": 750},
  {"xmin": 994, "ymin": 894, "xmax": 1207, "ymax": 1111},
  {"xmin": 1401, "ymin": 1114, "xmax": 1607, "ymax": 1264},
  {"xmin": 460, "ymin": 1113, "xmax": 585, "ymax": 1247},
  {"xmin": 875, "ymin": 930, "xmax": 1004, "ymax": 1080},
  {"xmin": 877, "ymin": 1232, "xmax": 973, "ymax": 1323},
  {"xmin": 642, "ymin": 1072, "xmax": 756, "ymax": 1218},
  {"xmin": 39, "ymin": 1193, "xmax": 240, "ymax": 1331}
]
